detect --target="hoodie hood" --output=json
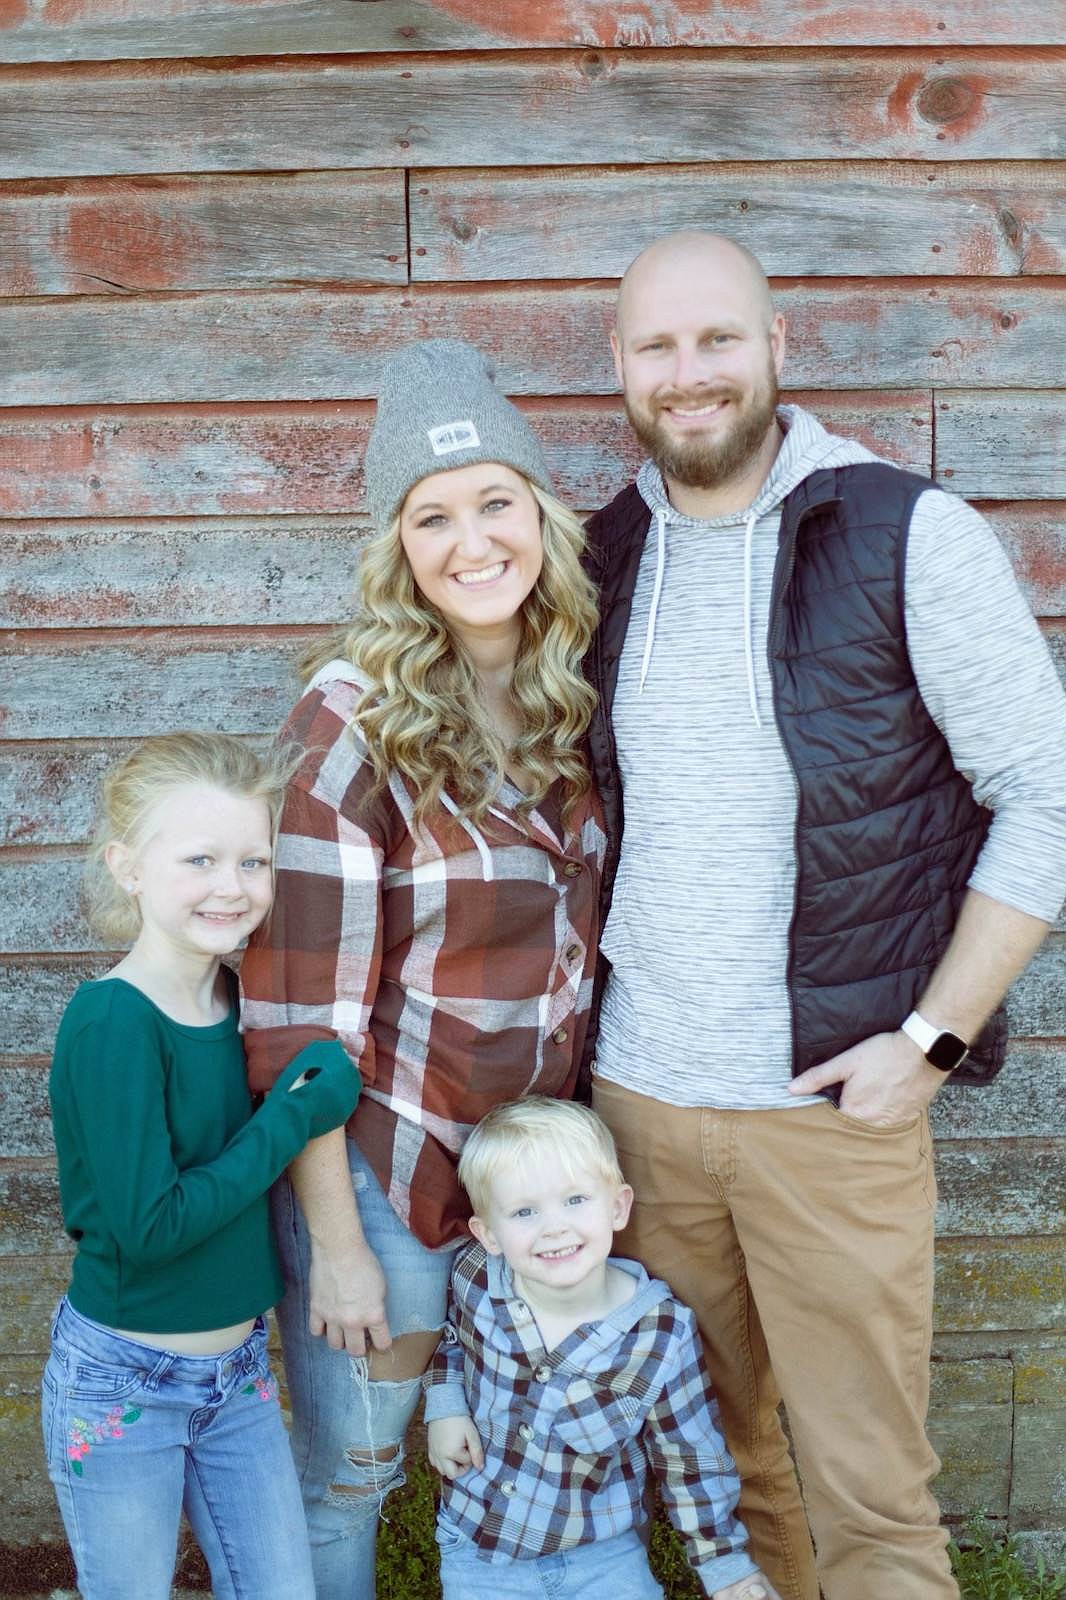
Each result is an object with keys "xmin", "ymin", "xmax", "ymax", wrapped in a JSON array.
[{"xmin": 632, "ymin": 405, "xmax": 880, "ymax": 722}]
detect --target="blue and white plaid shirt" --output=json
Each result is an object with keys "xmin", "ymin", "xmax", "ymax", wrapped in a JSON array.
[{"xmin": 424, "ymin": 1244, "xmax": 757, "ymax": 1592}]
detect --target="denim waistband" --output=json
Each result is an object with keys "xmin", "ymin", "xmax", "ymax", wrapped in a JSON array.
[{"xmin": 53, "ymin": 1297, "xmax": 267, "ymax": 1387}]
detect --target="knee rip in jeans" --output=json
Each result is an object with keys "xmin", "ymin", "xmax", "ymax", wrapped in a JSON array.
[
  {"xmin": 325, "ymin": 1360, "xmax": 423, "ymax": 1525},
  {"xmin": 327, "ymin": 1439, "xmax": 406, "ymax": 1523}
]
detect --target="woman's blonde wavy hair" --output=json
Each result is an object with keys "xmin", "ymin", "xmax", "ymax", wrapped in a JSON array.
[
  {"xmin": 300, "ymin": 479, "xmax": 598, "ymax": 826},
  {"xmin": 83, "ymin": 732, "xmax": 298, "ymax": 946}
]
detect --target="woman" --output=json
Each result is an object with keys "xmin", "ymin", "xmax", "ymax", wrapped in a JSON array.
[{"xmin": 240, "ymin": 339, "xmax": 604, "ymax": 1597}]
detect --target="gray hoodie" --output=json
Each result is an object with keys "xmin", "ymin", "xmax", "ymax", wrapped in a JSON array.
[{"xmin": 595, "ymin": 406, "xmax": 1066, "ymax": 1110}]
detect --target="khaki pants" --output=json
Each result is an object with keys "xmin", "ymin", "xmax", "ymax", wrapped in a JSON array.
[{"xmin": 592, "ymin": 1077, "xmax": 958, "ymax": 1600}]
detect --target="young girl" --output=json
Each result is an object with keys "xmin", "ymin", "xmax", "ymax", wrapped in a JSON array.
[
  {"xmin": 42, "ymin": 732, "xmax": 361, "ymax": 1600},
  {"xmin": 239, "ymin": 338, "xmax": 605, "ymax": 1597}
]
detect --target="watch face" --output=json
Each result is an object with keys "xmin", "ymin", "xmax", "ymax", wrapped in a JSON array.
[{"xmin": 927, "ymin": 1031, "xmax": 969, "ymax": 1072}]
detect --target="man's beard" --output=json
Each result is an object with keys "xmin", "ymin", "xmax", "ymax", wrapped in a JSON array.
[{"xmin": 624, "ymin": 359, "xmax": 780, "ymax": 491}]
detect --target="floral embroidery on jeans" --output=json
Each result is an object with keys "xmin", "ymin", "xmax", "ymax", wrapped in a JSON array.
[
  {"xmin": 242, "ymin": 1372, "xmax": 278, "ymax": 1403},
  {"xmin": 67, "ymin": 1405, "xmax": 142, "ymax": 1476}
]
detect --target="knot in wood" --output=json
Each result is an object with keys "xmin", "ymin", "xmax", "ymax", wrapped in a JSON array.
[
  {"xmin": 580, "ymin": 52, "xmax": 606, "ymax": 79},
  {"xmin": 998, "ymin": 208, "xmax": 1021, "ymax": 248},
  {"xmin": 916, "ymin": 77, "xmax": 976, "ymax": 126},
  {"xmin": 452, "ymin": 218, "xmax": 477, "ymax": 243}
]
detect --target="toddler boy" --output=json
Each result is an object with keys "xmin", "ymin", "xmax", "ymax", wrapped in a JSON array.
[{"xmin": 425, "ymin": 1098, "xmax": 778, "ymax": 1599}]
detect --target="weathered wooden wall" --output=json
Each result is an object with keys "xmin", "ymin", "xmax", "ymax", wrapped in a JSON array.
[{"xmin": 1, "ymin": 1, "xmax": 1063, "ymax": 1590}]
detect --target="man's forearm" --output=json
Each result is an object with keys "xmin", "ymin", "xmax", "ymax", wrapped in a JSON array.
[{"xmin": 918, "ymin": 887, "xmax": 1052, "ymax": 1042}]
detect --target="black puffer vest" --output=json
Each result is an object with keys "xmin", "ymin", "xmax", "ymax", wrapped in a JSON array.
[{"xmin": 581, "ymin": 463, "xmax": 1007, "ymax": 1088}]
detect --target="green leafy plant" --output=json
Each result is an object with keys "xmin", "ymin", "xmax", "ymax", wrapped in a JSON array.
[{"xmin": 948, "ymin": 1513, "xmax": 1065, "ymax": 1600}]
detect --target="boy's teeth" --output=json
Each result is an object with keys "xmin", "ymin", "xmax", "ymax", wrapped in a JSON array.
[{"xmin": 454, "ymin": 562, "xmax": 506, "ymax": 586}]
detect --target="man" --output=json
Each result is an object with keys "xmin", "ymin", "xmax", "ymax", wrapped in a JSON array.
[{"xmin": 582, "ymin": 231, "xmax": 1066, "ymax": 1600}]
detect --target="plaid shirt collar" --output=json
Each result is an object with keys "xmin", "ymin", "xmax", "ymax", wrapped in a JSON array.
[{"xmin": 483, "ymin": 1249, "xmax": 669, "ymax": 1367}]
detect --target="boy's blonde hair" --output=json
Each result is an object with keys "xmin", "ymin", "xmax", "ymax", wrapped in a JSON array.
[
  {"xmin": 83, "ymin": 732, "xmax": 298, "ymax": 946},
  {"xmin": 458, "ymin": 1097, "xmax": 625, "ymax": 1218}
]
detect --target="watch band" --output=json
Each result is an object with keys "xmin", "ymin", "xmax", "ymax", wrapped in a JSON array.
[{"xmin": 901, "ymin": 1010, "xmax": 969, "ymax": 1073}]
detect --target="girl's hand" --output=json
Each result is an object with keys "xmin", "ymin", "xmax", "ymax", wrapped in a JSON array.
[
  {"xmin": 427, "ymin": 1415, "xmax": 484, "ymax": 1479},
  {"xmin": 308, "ymin": 1240, "xmax": 391, "ymax": 1356},
  {"xmin": 712, "ymin": 1573, "xmax": 781, "ymax": 1600}
]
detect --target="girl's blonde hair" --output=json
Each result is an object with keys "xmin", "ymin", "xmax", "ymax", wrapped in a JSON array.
[
  {"xmin": 458, "ymin": 1097, "xmax": 626, "ymax": 1219},
  {"xmin": 83, "ymin": 732, "xmax": 297, "ymax": 945},
  {"xmin": 300, "ymin": 480, "xmax": 598, "ymax": 826}
]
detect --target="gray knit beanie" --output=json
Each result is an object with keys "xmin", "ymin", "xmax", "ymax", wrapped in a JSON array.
[{"xmin": 364, "ymin": 338, "xmax": 554, "ymax": 532}]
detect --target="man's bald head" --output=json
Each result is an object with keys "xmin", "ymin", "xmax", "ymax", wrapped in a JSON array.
[
  {"xmin": 615, "ymin": 231, "xmax": 775, "ymax": 342},
  {"xmin": 610, "ymin": 230, "xmax": 786, "ymax": 511}
]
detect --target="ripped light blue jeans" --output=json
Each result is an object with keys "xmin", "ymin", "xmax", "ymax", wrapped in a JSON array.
[{"xmin": 271, "ymin": 1137, "xmax": 455, "ymax": 1599}]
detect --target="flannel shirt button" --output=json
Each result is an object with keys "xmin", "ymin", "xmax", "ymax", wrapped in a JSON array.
[
  {"xmin": 562, "ymin": 862, "xmax": 582, "ymax": 878},
  {"xmin": 534, "ymin": 1365, "xmax": 551, "ymax": 1383},
  {"xmin": 551, "ymin": 1027, "xmax": 568, "ymax": 1045},
  {"xmin": 518, "ymin": 1423, "xmax": 534, "ymax": 1441},
  {"xmin": 501, "ymin": 1480, "xmax": 517, "ymax": 1496}
]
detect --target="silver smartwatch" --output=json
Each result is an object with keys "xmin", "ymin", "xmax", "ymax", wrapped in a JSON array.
[{"xmin": 900, "ymin": 1010, "xmax": 969, "ymax": 1073}]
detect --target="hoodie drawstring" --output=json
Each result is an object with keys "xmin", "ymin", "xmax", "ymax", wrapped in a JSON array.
[
  {"xmin": 638, "ymin": 507, "xmax": 668, "ymax": 694},
  {"xmin": 637, "ymin": 497, "xmax": 763, "ymax": 729},
  {"xmin": 742, "ymin": 508, "xmax": 763, "ymax": 728}
]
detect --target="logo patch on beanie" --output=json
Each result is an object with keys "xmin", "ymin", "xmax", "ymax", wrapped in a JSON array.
[{"xmin": 428, "ymin": 419, "xmax": 480, "ymax": 456}]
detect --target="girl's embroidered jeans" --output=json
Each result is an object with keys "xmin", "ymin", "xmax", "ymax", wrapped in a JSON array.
[{"xmin": 42, "ymin": 1298, "xmax": 314, "ymax": 1599}]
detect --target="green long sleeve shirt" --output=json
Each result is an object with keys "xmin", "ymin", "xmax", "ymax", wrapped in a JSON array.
[{"xmin": 50, "ymin": 977, "xmax": 359, "ymax": 1333}]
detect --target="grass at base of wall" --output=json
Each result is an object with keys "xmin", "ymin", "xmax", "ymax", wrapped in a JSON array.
[
  {"xmin": 948, "ymin": 1515, "xmax": 1066, "ymax": 1600},
  {"xmin": 377, "ymin": 1458, "xmax": 1063, "ymax": 1600}
]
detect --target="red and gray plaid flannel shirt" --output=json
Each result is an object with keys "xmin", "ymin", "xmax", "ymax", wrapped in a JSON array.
[{"xmin": 240, "ymin": 666, "xmax": 606, "ymax": 1249}]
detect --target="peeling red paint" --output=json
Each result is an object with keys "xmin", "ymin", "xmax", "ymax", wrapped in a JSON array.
[
  {"xmin": 885, "ymin": 70, "xmax": 924, "ymax": 130},
  {"xmin": 60, "ymin": 193, "xmax": 203, "ymax": 291},
  {"xmin": 955, "ymin": 227, "xmax": 1004, "ymax": 275},
  {"xmin": 1022, "ymin": 231, "xmax": 1063, "ymax": 273}
]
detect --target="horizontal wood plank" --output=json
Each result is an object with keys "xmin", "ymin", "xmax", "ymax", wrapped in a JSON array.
[
  {"xmin": 0, "ymin": 1214, "xmax": 1058, "ymax": 1346},
  {"xmin": 0, "ymin": 394, "xmax": 933, "ymax": 518},
  {"xmin": 1007, "ymin": 936, "xmax": 1066, "ymax": 1038},
  {"xmin": 1, "ymin": 1135, "xmax": 1059, "ymax": 1252},
  {"xmin": 0, "ymin": 1066, "xmax": 51, "ymax": 1159},
  {"xmin": 1, "ymin": 52, "xmax": 1064, "ymax": 179},
  {"xmin": 0, "ymin": 1169, "xmax": 71, "ymax": 1255},
  {"xmin": 936, "ymin": 1138, "xmax": 1064, "ymax": 1237},
  {"xmin": 978, "ymin": 503, "xmax": 1066, "ymax": 617},
  {"xmin": 937, "ymin": 392, "xmax": 1066, "ymax": 499},
  {"xmin": 1, "ymin": 0, "xmax": 1062, "ymax": 63},
  {"xmin": 934, "ymin": 1237, "xmax": 1065, "ymax": 1332},
  {"xmin": 927, "ymin": 1357, "xmax": 1013, "ymax": 1516},
  {"xmin": 2, "ymin": 1041, "xmax": 1056, "ymax": 1157},
  {"xmin": 0, "ymin": 957, "xmax": 124, "ymax": 1056},
  {"xmin": 930, "ymin": 1043, "xmax": 1066, "ymax": 1141},
  {"xmin": 0, "ymin": 741, "xmax": 149, "ymax": 848},
  {"xmin": 0, "ymin": 1256, "xmax": 82, "ymax": 1355},
  {"xmin": 0, "ymin": 632, "xmax": 307, "ymax": 740},
  {"xmin": 0, "ymin": 172, "xmax": 407, "ymax": 296},
  {"xmin": 1, "ymin": 500, "xmax": 1061, "ymax": 637},
  {"xmin": 1, "ymin": 282, "xmax": 1062, "ymax": 405},
  {"xmin": 0, "ymin": 519, "xmax": 366, "ymax": 631},
  {"xmin": 412, "ymin": 162, "xmax": 1066, "ymax": 280}
]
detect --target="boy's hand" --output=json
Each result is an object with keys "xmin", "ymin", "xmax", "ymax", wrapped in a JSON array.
[
  {"xmin": 427, "ymin": 1415, "xmax": 484, "ymax": 1479},
  {"xmin": 712, "ymin": 1573, "xmax": 782, "ymax": 1600}
]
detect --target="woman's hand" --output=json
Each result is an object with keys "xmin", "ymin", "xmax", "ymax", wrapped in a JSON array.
[
  {"xmin": 308, "ymin": 1240, "xmax": 392, "ymax": 1356},
  {"xmin": 427, "ymin": 1415, "xmax": 484, "ymax": 1479}
]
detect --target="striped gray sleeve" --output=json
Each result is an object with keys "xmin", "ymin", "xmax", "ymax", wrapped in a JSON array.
[{"xmin": 905, "ymin": 489, "xmax": 1066, "ymax": 923}]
